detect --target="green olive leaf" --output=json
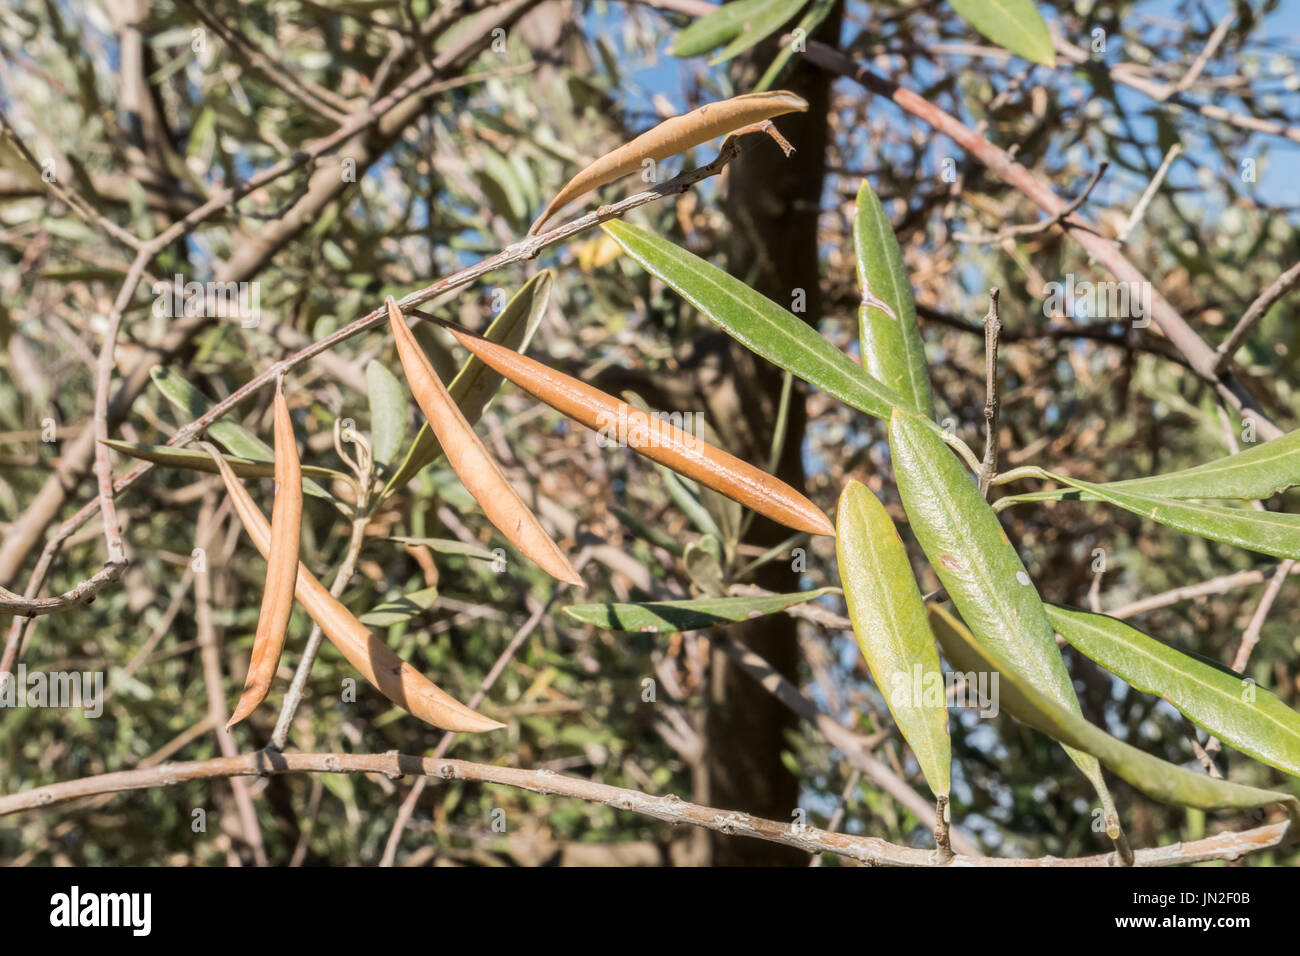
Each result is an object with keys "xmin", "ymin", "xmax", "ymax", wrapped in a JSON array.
[
  {"xmin": 366, "ymin": 359, "xmax": 408, "ymax": 470},
  {"xmin": 754, "ymin": 0, "xmax": 836, "ymax": 92},
  {"xmin": 359, "ymin": 585, "xmax": 440, "ymax": 626},
  {"xmin": 889, "ymin": 407, "xmax": 1122, "ymax": 834},
  {"xmin": 1048, "ymin": 604, "xmax": 1300, "ymax": 779},
  {"xmin": 602, "ymin": 220, "xmax": 907, "ymax": 421},
  {"xmin": 707, "ymin": 0, "xmax": 811, "ymax": 67},
  {"xmin": 143, "ymin": 370, "xmax": 330, "ymax": 499},
  {"xmin": 669, "ymin": 0, "xmax": 771, "ymax": 58},
  {"xmin": 384, "ymin": 536, "xmax": 498, "ymax": 561},
  {"xmin": 1000, "ymin": 470, "xmax": 1300, "ymax": 561},
  {"xmin": 948, "ymin": 0, "xmax": 1056, "ymax": 67},
  {"xmin": 930, "ymin": 604, "xmax": 1298, "ymax": 816},
  {"xmin": 837, "ymin": 479, "xmax": 950, "ymax": 798},
  {"xmin": 854, "ymin": 179, "xmax": 933, "ymax": 418},
  {"xmin": 103, "ymin": 440, "xmax": 347, "ymax": 489},
  {"xmin": 563, "ymin": 587, "xmax": 837, "ymax": 633},
  {"xmin": 1002, "ymin": 427, "xmax": 1300, "ymax": 504}
]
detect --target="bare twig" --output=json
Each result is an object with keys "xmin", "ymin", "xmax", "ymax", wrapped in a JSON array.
[
  {"xmin": 1158, "ymin": 10, "xmax": 1237, "ymax": 101},
  {"xmin": 193, "ymin": 496, "xmax": 268, "ymax": 866},
  {"xmin": 978, "ymin": 289, "xmax": 1001, "ymax": 496},
  {"xmin": 1118, "ymin": 143, "xmax": 1182, "ymax": 243},
  {"xmin": 1052, "ymin": 31, "xmax": 1300, "ymax": 146},
  {"xmin": 1214, "ymin": 259, "xmax": 1300, "ymax": 373},
  {"xmin": 267, "ymin": 511, "xmax": 371, "ymax": 750},
  {"xmin": 955, "ymin": 163, "xmax": 1109, "ymax": 244},
  {"xmin": 809, "ymin": 769, "xmax": 861, "ymax": 867},
  {"xmin": 1229, "ymin": 559, "xmax": 1293, "ymax": 675},
  {"xmin": 1106, "ymin": 563, "xmax": 1300, "ymax": 619},
  {"xmin": 0, "ymin": 750, "xmax": 1289, "ymax": 866},
  {"xmin": 0, "ymin": 562, "xmax": 128, "ymax": 619},
  {"xmin": 0, "ymin": 109, "xmax": 142, "ymax": 250},
  {"xmin": 1181, "ymin": 716, "xmax": 1223, "ymax": 779}
]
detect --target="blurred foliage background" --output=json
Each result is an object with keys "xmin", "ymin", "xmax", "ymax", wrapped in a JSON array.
[{"xmin": 0, "ymin": 0, "xmax": 1298, "ymax": 865}]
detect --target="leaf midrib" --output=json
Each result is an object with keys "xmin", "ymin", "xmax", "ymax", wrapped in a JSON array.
[{"xmin": 1055, "ymin": 610, "xmax": 1300, "ymax": 756}]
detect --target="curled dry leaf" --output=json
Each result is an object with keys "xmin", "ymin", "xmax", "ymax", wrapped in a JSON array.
[
  {"xmin": 386, "ymin": 297, "xmax": 584, "ymax": 587},
  {"xmin": 228, "ymin": 382, "xmax": 301, "ymax": 729},
  {"xmin": 202, "ymin": 443, "xmax": 503, "ymax": 733},
  {"xmin": 527, "ymin": 90, "xmax": 809, "ymax": 235},
  {"xmin": 441, "ymin": 323, "xmax": 835, "ymax": 537}
]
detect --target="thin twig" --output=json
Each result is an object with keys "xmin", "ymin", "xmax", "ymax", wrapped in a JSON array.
[
  {"xmin": 1181, "ymin": 716, "xmax": 1223, "ymax": 779},
  {"xmin": 978, "ymin": 289, "xmax": 1002, "ymax": 496},
  {"xmin": 0, "ymin": 109, "xmax": 142, "ymax": 250},
  {"xmin": 1118, "ymin": 143, "xmax": 1182, "ymax": 243},
  {"xmin": 1051, "ymin": 30, "xmax": 1300, "ymax": 146},
  {"xmin": 809, "ymin": 769, "xmax": 862, "ymax": 867},
  {"xmin": 267, "ymin": 511, "xmax": 371, "ymax": 751},
  {"xmin": 954, "ymin": 162, "xmax": 1109, "ymax": 244},
  {"xmin": 1160, "ymin": 10, "xmax": 1236, "ymax": 100},
  {"xmin": 1229, "ymin": 559, "xmax": 1293, "ymax": 675},
  {"xmin": 193, "ymin": 496, "xmax": 269, "ymax": 866},
  {"xmin": 1106, "ymin": 563, "xmax": 1300, "ymax": 619},
  {"xmin": 1214, "ymin": 259, "xmax": 1300, "ymax": 373}
]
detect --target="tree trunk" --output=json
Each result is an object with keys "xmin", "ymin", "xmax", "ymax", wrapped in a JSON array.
[{"xmin": 696, "ymin": 4, "xmax": 842, "ymax": 866}]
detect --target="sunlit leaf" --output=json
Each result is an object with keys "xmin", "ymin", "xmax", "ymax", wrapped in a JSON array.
[
  {"xmin": 930, "ymin": 605, "xmax": 1296, "ymax": 814},
  {"xmin": 1048, "ymin": 604, "xmax": 1300, "ymax": 779},
  {"xmin": 603, "ymin": 220, "xmax": 907, "ymax": 420},
  {"xmin": 854, "ymin": 179, "xmax": 933, "ymax": 418},
  {"xmin": 948, "ymin": 0, "xmax": 1056, "ymax": 66},
  {"xmin": 837, "ymin": 480, "xmax": 950, "ymax": 797},
  {"xmin": 889, "ymin": 407, "xmax": 1121, "ymax": 834}
]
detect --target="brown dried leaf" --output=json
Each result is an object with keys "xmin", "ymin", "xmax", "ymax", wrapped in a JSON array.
[
  {"xmin": 203, "ymin": 442, "xmax": 503, "ymax": 733},
  {"xmin": 386, "ymin": 297, "xmax": 584, "ymax": 587},
  {"xmin": 442, "ymin": 324, "xmax": 834, "ymax": 537},
  {"xmin": 527, "ymin": 90, "xmax": 808, "ymax": 235},
  {"xmin": 228, "ymin": 382, "xmax": 301, "ymax": 729}
]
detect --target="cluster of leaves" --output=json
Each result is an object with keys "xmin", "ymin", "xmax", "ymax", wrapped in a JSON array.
[{"xmin": 1, "ymin": 0, "xmax": 1298, "ymax": 866}]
